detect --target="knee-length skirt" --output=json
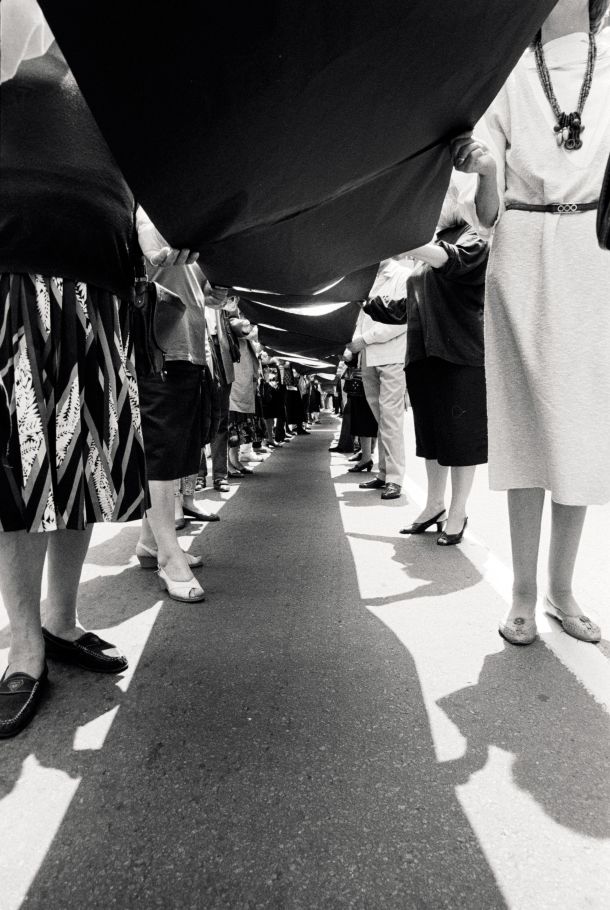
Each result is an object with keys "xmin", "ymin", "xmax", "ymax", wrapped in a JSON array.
[{"xmin": 0, "ymin": 274, "xmax": 147, "ymax": 532}]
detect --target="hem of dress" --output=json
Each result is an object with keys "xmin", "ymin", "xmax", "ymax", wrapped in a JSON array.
[{"xmin": 488, "ymin": 480, "xmax": 610, "ymax": 507}]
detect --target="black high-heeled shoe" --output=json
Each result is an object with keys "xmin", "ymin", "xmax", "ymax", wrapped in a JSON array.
[
  {"xmin": 437, "ymin": 516, "xmax": 468, "ymax": 546},
  {"xmin": 400, "ymin": 510, "xmax": 446, "ymax": 535},
  {"xmin": 348, "ymin": 460, "xmax": 373, "ymax": 473}
]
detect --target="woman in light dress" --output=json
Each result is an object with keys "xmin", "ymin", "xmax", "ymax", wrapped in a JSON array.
[{"xmin": 452, "ymin": 0, "xmax": 610, "ymax": 645}]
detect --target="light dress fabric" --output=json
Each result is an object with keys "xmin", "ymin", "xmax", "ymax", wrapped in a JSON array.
[{"xmin": 461, "ymin": 30, "xmax": 610, "ymax": 505}]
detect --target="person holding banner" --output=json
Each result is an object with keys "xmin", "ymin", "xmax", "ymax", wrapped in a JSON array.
[{"xmin": 452, "ymin": 0, "xmax": 610, "ymax": 644}]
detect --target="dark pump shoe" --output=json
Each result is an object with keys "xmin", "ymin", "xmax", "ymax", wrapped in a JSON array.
[
  {"xmin": 381, "ymin": 482, "xmax": 402, "ymax": 500},
  {"xmin": 0, "ymin": 663, "xmax": 48, "ymax": 739},
  {"xmin": 400, "ymin": 510, "xmax": 447, "ymax": 534},
  {"xmin": 437, "ymin": 517, "xmax": 468, "ymax": 546},
  {"xmin": 359, "ymin": 477, "xmax": 387, "ymax": 490},
  {"xmin": 42, "ymin": 628, "xmax": 128, "ymax": 674}
]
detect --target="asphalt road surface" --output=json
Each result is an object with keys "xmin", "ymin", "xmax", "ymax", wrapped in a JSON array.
[{"xmin": 1, "ymin": 414, "xmax": 609, "ymax": 909}]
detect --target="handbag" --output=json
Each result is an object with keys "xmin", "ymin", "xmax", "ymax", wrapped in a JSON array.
[
  {"xmin": 343, "ymin": 368, "xmax": 365, "ymax": 398},
  {"xmin": 131, "ymin": 257, "xmax": 186, "ymax": 377},
  {"xmin": 597, "ymin": 150, "xmax": 610, "ymax": 250}
]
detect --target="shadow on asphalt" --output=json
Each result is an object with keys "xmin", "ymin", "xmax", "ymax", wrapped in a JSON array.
[
  {"xmin": 2, "ymin": 419, "xmax": 607, "ymax": 908},
  {"xmin": 439, "ymin": 643, "xmax": 610, "ymax": 838}
]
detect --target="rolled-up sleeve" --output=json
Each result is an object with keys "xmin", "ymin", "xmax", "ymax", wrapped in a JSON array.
[
  {"xmin": 456, "ymin": 85, "xmax": 509, "ymax": 238},
  {"xmin": 361, "ymin": 321, "xmax": 407, "ymax": 345}
]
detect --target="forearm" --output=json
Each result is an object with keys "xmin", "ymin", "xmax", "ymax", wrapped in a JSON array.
[
  {"xmin": 475, "ymin": 172, "xmax": 500, "ymax": 229},
  {"xmin": 407, "ymin": 243, "xmax": 448, "ymax": 269}
]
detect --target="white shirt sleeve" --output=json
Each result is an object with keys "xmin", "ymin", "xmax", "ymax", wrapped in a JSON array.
[
  {"xmin": 1, "ymin": 0, "xmax": 55, "ymax": 84},
  {"xmin": 361, "ymin": 321, "xmax": 407, "ymax": 346}
]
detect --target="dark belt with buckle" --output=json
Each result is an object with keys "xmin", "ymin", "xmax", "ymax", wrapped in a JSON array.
[{"xmin": 505, "ymin": 201, "xmax": 598, "ymax": 214}]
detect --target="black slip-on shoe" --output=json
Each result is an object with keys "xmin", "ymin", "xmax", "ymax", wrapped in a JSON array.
[
  {"xmin": 381, "ymin": 482, "xmax": 402, "ymax": 500},
  {"xmin": 42, "ymin": 629, "xmax": 128, "ymax": 674},
  {"xmin": 0, "ymin": 663, "xmax": 48, "ymax": 739},
  {"xmin": 359, "ymin": 477, "xmax": 387, "ymax": 490}
]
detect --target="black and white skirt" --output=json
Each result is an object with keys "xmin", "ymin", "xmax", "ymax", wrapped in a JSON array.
[{"xmin": 0, "ymin": 274, "xmax": 147, "ymax": 532}]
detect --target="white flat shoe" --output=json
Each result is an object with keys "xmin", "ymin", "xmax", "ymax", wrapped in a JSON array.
[
  {"xmin": 498, "ymin": 615, "xmax": 537, "ymax": 646},
  {"xmin": 136, "ymin": 543, "xmax": 203, "ymax": 570},
  {"xmin": 157, "ymin": 568, "xmax": 206, "ymax": 603},
  {"xmin": 545, "ymin": 597, "xmax": 601, "ymax": 643}
]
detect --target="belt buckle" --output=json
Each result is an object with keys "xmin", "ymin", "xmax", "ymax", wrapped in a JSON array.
[{"xmin": 555, "ymin": 203, "xmax": 578, "ymax": 214}]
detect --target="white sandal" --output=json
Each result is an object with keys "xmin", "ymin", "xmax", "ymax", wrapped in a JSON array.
[
  {"xmin": 157, "ymin": 568, "xmax": 206, "ymax": 603},
  {"xmin": 136, "ymin": 543, "xmax": 203, "ymax": 570}
]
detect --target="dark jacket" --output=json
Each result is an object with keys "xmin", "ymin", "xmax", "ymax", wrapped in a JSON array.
[{"xmin": 363, "ymin": 223, "xmax": 489, "ymax": 367}]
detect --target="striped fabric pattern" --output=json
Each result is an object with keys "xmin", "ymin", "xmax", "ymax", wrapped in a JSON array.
[{"xmin": 0, "ymin": 274, "xmax": 147, "ymax": 532}]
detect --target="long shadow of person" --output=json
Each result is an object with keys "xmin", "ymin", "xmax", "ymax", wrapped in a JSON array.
[
  {"xmin": 12, "ymin": 435, "xmax": 511, "ymax": 909},
  {"xmin": 345, "ymin": 531, "xmax": 484, "ymax": 605},
  {"xmin": 438, "ymin": 642, "xmax": 610, "ymax": 838}
]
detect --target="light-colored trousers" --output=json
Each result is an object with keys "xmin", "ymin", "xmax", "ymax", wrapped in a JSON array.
[{"xmin": 361, "ymin": 363, "xmax": 406, "ymax": 485}]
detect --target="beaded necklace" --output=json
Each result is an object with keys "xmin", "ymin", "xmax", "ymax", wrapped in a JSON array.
[{"xmin": 534, "ymin": 31, "xmax": 597, "ymax": 150}]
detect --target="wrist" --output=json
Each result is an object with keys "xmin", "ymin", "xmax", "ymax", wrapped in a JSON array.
[{"xmin": 479, "ymin": 159, "xmax": 497, "ymax": 179}]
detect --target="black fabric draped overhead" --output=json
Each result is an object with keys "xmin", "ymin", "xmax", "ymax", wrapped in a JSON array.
[
  {"xmin": 40, "ymin": 0, "xmax": 556, "ymax": 294},
  {"xmin": 243, "ymin": 300, "xmax": 360, "ymax": 358},
  {"xmin": 235, "ymin": 266, "xmax": 379, "ymax": 309},
  {"xmin": 257, "ymin": 326, "xmax": 345, "ymax": 359},
  {"xmin": 240, "ymin": 300, "xmax": 359, "ymax": 342}
]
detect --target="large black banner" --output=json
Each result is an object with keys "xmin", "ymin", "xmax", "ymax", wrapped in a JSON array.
[
  {"xmin": 242, "ymin": 300, "xmax": 361, "ymax": 358},
  {"xmin": 40, "ymin": 0, "xmax": 556, "ymax": 293}
]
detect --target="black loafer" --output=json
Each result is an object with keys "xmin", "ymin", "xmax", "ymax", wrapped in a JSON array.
[
  {"xmin": 359, "ymin": 477, "xmax": 387, "ymax": 490},
  {"xmin": 213, "ymin": 479, "xmax": 230, "ymax": 492},
  {"xmin": 182, "ymin": 506, "xmax": 220, "ymax": 522},
  {"xmin": 0, "ymin": 663, "xmax": 48, "ymax": 739},
  {"xmin": 42, "ymin": 629, "xmax": 128, "ymax": 674},
  {"xmin": 381, "ymin": 482, "xmax": 402, "ymax": 500}
]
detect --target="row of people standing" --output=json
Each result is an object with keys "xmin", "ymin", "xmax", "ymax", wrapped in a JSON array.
[
  {"xmin": 341, "ymin": 0, "xmax": 609, "ymax": 649},
  {"xmin": 0, "ymin": 0, "xmax": 320, "ymax": 737}
]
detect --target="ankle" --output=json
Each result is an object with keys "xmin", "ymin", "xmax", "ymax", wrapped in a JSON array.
[
  {"xmin": 510, "ymin": 589, "xmax": 537, "ymax": 613},
  {"xmin": 42, "ymin": 619, "xmax": 85, "ymax": 640}
]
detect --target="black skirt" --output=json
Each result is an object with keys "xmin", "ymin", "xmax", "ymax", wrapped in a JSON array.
[
  {"xmin": 406, "ymin": 357, "xmax": 487, "ymax": 466},
  {"xmin": 260, "ymin": 382, "xmax": 285, "ymax": 419},
  {"xmin": 349, "ymin": 393, "xmax": 378, "ymax": 438},
  {"xmin": 286, "ymin": 387, "xmax": 305, "ymax": 423},
  {"xmin": 138, "ymin": 361, "xmax": 203, "ymax": 480}
]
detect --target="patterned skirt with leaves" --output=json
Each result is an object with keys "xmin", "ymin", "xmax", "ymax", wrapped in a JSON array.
[{"xmin": 0, "ymin": 274, "xmax": 147, "ymax": 532}]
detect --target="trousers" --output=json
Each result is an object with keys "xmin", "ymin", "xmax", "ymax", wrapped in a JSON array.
[
  {"xmin": 211, "ymin": 381, "xmax": 232, "ymax": 481},
  {"xmin": 361, "ymin": 363, "xmax": 406, "ymax": 485}
]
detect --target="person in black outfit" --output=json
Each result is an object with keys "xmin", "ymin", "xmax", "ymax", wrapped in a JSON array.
[{"xmin": 364, "ymin": 197, "xmax": 489, "ymax": 546}]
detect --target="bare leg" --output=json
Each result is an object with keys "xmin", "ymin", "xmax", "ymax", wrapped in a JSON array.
[
  {"xmin": 42, "ymin": 527, "xmax": 93, "ymax": 640},
  {"xmin": 0, "ymin": 531, "xmax": 47, "ymax": 677},
  {"xmin": 138, "ymin": 480, "xmax": 195, "ymax": 582},
  {"xmin": 547, "ymin": 501, "xmax": 587, "ymax": 617},
  {"xmin": 359, "ymin": 436, "xmax": 372, "ymax": 462},
  {"xmin": 505, "ymin": 487, "xmax": 545, "ymax": 621},
  {"xmin": 413, "ymin": 459, "xmax": 448, "ymax": 524},
  {"xmin": 173, "ymin": 480, "xmax": 185, "ymax": 524},
  {"xmin": 445, "ymin": 465, "xmax": 476, "ymax": 535}
]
